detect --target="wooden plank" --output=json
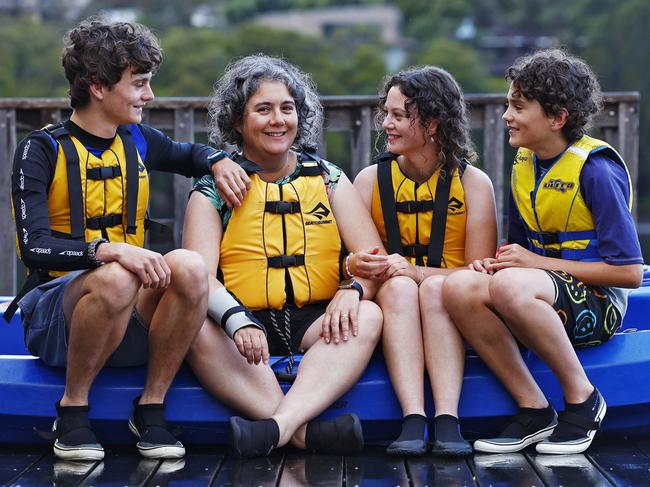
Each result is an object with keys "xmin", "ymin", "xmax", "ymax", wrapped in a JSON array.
[
  {"xmin": 527, "ymin": 452, "xmax": 612, "ymax": 486},
  {"xmin": 77, "ymin": 451, "xmax": 159, "ymax": 487},
  {"xmin": 482, "ymin": 102, "xmax": 506, "ymax": 242},
  {"xmin": 0, "ymin": 109, "xmax": 16, "ymax": 296},
  {"xmin": 9, "ymin": 454, "xmax": 100, "ymax": 486},
  {"xmin": 172, "ymin": 108, "xmax": 195, "ymax": 248},
  {"xmin": 145, "ymin": 451, "xmax": 223, "ymax": 486},
  {"xmin": 588, "ymin": 441, "xmax": 650, "ymax": 487},
  {"xmin": 0, "ymin": 448, "xmax": 44, "ymax": 485},
  {"xmin": 407, "ymin": 456, "xmax": 476, "ymax": 487},
  {"xmin": 279, "ymin": 451, "xmax": 343, "ymax": 486},
  {"xmin": 472, "ymin": 453, "xmax": 543, "ymax": 487},
  {"xmin": 211, "ymin": 450, "xmax": 284, "ymax": 486},
  {"xmin": 345, "ymin": 446, "xmax": 409, "ymax": 486}
]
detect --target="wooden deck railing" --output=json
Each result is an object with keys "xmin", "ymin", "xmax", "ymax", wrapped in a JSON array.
[{"xmin": 0, "ymin": 93, "xmax": 640, "ymax": 294}]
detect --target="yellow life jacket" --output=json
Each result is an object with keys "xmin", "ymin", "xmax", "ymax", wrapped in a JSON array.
[
  {"xmin": 219, "ymin": 155, "xmax": 342, "ymax": 310},
  {"xmin": 371, "ymin": 154, "xmax": 467, "ymax": 268},
  {"xmin": 39, "ymin": 123, "xmax": 149, "ymax": 277},
  {"xmin": 511, "ymin": 135, "xmax": 632, "ymax": 261}
]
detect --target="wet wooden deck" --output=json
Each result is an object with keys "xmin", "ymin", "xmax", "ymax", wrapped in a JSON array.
[{"xmin": 2, "ymin": 437, "xmax": 650, "ymax": 486}]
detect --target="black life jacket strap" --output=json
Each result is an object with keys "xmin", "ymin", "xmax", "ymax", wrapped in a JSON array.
[
  {"xmin": 427, "ymin": 168, "xmax": 452, "ymax": 268},
  {"xmin": 57, "ymin": 135, "xmax": 85, "ymax": 241},
  {"xmin": 377, "ymin": 159, "xmax": 403, "ymax": 255},
  {"xmin": 265, "ymin": 201, "xmax": 301, "ymax": 214},
  {"xmin": 86, "ymin": 213, "xmax": 123, "ymax": 230},
  {"xmin": 117, "ymin": 126, "xmax": 139, "ymax": 235},
  {"xmin": 395, "ymin": 200, "xmax": 435, "ymax": 213},
  {"xmin": 86, "ymin": 165, "xmax": 122, "ymax": 180},
  {"xmin": 267, "ymin": 255, "xmax": 305, "ymax": 268}
]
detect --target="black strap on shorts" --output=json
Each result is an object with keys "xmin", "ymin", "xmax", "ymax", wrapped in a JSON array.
[{"xmin": 3, "ymin": 269, "xmax": 51, "ymax": 323}]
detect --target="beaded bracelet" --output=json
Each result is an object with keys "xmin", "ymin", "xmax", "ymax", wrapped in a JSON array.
[{"xmin": 345, "ymin": 252, "xmax": 355, "ymax": 278}]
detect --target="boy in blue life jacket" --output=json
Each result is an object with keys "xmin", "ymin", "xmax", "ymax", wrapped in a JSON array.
[
  {"xmin": 7, "ymin": 16, "xmax": 249, "ymax": 461},
  {"xmin": 442, "ymin": 49, "xmax": 643, "ymax": 454}
]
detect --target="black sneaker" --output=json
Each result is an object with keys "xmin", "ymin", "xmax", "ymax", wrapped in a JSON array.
[
  {"xmin": 536, "ymin": 388, "xmax": 606, "ymax": 454},
  {"xmin": 45, "ymin": 402, "xmax": 104, "ymax": 461},
  {"xmin": 473, "ymin": 404, "xmax": 558, "ymax": 453},
  {"xmin": 128, "ymin": 397, "xmax": 185, "ymax": 459}
]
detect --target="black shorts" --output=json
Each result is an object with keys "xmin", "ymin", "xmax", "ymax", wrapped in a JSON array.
[
  {"xmin": 545, "ymin": 270, "xmax": 622, "ymax": 347},
  {"xmin": 252, "ymin": 302, "xmax": 328, "ymax": 355}
]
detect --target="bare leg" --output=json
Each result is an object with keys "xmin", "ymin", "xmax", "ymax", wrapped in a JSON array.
[
  {"xmin": 419, "ymin": 276, "xmax": 465, "ymax": 418},
  {"xmin": 443, "ymin": 270, "xmax": 548, "ymax": 409},
  {"xmin": 489, "ymin": 268, "xmax": 593, "ymax": 403},
  {"xmin": 375, "ymin": 276, "xmax": 425, "ymax": 417},
  {"xmin": 135, "ymin": 249, "xmax": 209, "ymax": 405},
  {"xmin": 271, "ymin": 301, "xmax": 383, "ymax": 447},
  {"xmin": 61, "ymin": 264, "xmax": 141, "ymax": 406},
  {"xmin": 186, "ymin": 317, "xmax": 284, "ymax": 419}
]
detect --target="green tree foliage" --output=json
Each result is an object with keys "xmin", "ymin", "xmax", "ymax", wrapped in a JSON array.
[
  {"xmin": 412, "ymin": 38, "xmax": 504, "ymax": 93},
  {"xmin": 0, "ymin": 16, "xmax": 67, "ymax": 97}
]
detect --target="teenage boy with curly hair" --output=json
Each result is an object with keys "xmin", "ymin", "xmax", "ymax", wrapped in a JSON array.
[{"xmin": 442, "ymin": 49, "xmax": 642, "ymax": 454}]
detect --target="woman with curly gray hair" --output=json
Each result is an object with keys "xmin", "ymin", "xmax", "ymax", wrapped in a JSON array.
[
  {"xmin": 182, "ymin": 54, "xmax": 385, "ymax": 457},
  {"xmin": 352, "ymin": 66, "xmax": 497, "ymax": 456}
]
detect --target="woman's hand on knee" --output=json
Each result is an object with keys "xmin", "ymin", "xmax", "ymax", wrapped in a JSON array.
[
  {"xmin": 234, "ymin": 326, "xmax": 269, "ymax": 365},
  {"xmin": 322, "ymin": 290, "xmax": 360, "ymax": 344}
]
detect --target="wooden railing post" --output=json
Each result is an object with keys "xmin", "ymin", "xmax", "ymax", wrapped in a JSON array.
[
  {"xmin": 618, "ymin": 101, "xmax": 640, "ymax": 220},
  {"xmin": 0, "ymin": 109, "xmax": 17, "ymax": 295},
  {"xmin": 172, "ymin": 108, "xmax": 195, "ymax": 247},
  {"xmin": 482, "ymin": 103, "xmax": 505, "ymax": 242},
  {"xmin": 350, "ymin": 106, "xmax": 373, "ymax": 175}
]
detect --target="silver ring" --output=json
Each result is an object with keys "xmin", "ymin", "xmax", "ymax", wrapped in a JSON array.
[{"xmin": 340, "ymin": 314, "xmax": 349, "ymax": 318}]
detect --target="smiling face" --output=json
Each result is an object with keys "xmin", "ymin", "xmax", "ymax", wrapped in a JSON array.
[
  {"xmin": 382, "ymin": 86, "xmax": 433, "ymax": 158},
  {"xmin": 502, "ymin": 83, "xmax": 567, "ymax": 155},
  {"xmin": 95, "ymin": 68, "xmax": 154, "ymax": 127},
  {"xmin": 239, "ymin": 80, "xmax": 298, "ymax": 162}
]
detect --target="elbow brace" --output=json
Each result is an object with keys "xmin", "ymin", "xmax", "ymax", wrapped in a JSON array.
[{"xmin": 207, "ymin": 287, "xmax": 266, "ymax": 339}]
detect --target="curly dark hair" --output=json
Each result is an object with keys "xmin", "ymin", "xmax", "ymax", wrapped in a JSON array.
[
  {"xmin": 208, "ymin": 54, "xmax": 322, "ymax": 150},
  {"xmin": 377, "ymin": 65, "xmax": 476, "ymax": 171},
  {"xmin": 506, "ymin": 49, "xmax": 602, "ymax": 142},
  {"xmin": 62, "ymin": 16, "xmax": 162, "ymax": 109}
]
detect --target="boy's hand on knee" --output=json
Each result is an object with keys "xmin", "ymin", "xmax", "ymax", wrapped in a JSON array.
[{"xmin": 100, "ymin": 243, "xmax": 171, "ymax": 288}]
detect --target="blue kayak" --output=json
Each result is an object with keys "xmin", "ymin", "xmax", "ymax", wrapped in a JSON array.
[{"xmin": 2, "ymin": 273, "xmax": 650, "ymax": 445}]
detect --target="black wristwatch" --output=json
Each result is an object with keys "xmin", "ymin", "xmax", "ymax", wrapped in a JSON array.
[
  {"xmin": 338, "ymin": 279, "xmax": 364, "ymax": 299},
  {"xmin": 207, "ymin": 149, "xmax": 230, "ymax": 168}
]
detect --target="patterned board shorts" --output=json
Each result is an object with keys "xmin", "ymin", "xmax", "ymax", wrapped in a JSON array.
[{"xmin": 544, "ymin": 269, "xmax": 622, "ymax": 347}]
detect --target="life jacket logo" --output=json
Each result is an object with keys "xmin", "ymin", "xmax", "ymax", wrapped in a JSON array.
[
  {"xmin": 543, "ymin": 179, "xmax": 575, "ymax": 193},
  {"xmin": 514, "ymin": 154, "xmax": 527, "ymax": 165},
  {"xmin": 447, "ymin": 197, "xmax": 465, "ymax": 215},
  {"xmin": 307, "ymin": 202, "xmax": 330, "ymax": 220},
  {"xmin": 305, "ymin": 202, "xmax": 332, "ymax": 226}
]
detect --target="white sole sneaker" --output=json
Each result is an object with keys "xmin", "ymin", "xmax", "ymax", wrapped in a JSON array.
[
  {"xmin": 536, "ymin": 400, "xmax": 607, "ymax": 455},
  {"xmin": 474, "ymin": 421, "xmax": 558, "ymax": 454},
  {"xmin": 128, "ymin": 418, "xmax": 186, "ymax": 459},
  {"xmin": 53, "ymin": 440, "xmax": 105, "ymax": 461}
]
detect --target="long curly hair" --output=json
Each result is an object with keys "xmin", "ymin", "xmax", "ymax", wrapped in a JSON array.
[
  {"xmin": 377, "ymin": 65, "xmax": 476, "ymax": 171},
  {"xmin": 506, "ymin": 49, "xmax": 602, "ymax": 142},
  {"xmin": 62, "ymin": 16, "xmax": 162, "ymax": 109},
  {"xmin": 208, "ymin": 54, "xmax": 323, "ymax": 150}
]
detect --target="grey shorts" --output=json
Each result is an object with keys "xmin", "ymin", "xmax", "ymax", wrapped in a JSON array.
[{"xmin": 19, "ymin": 270, "xmax": 149, "ymax": 367}]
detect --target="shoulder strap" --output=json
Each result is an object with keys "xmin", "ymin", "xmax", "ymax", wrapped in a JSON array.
[
  {"xmin": 57, "ymin": 135, "xmax": 85, "ymax": 240},
  {"xmin": 427, "ymin": 168, "xmax": 452, "ymax": 267},
  {"xmin": 377, "ymin": 159, "xmax": 403, "ymax": 255},
  {"xmin": 117, "ymin": 126, "xmax": 139, "ymax": 235}
]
